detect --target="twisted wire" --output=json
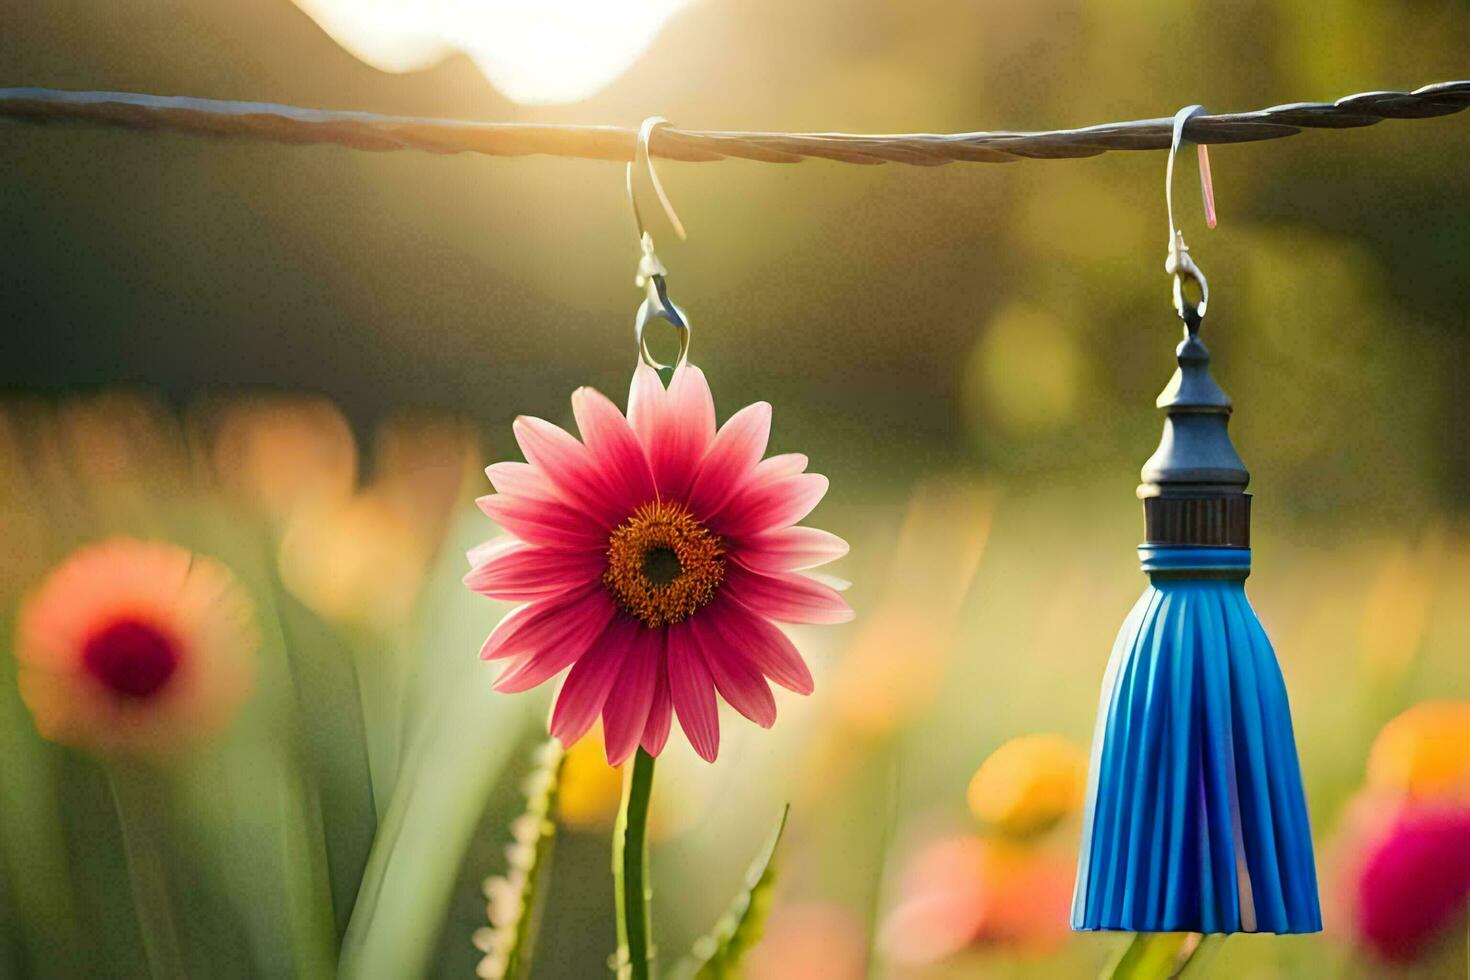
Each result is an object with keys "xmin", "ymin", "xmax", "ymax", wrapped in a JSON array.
[{"xmin": 1, "ymin": 82, "xmax": 1467, "ymax": 166}]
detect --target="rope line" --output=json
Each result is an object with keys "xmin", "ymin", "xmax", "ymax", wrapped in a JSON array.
[{"xmin": 1, "ymin": 82, "xmax": 1467, "ymax": 166}]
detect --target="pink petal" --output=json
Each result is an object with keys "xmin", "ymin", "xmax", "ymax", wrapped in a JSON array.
[
  {"xmin": 486, "ymin": 461, "xmax": 555, "ymax": 500},
  {"xmin": 480, "ymin": 585, "xmax": 612, "ymax": 662},
  {"xmin": 667, "ymin": 365, "xmax": 716, "ymax": 440},
  {"xmin": 691, "ymin": 613, "xmax": 777, "ymax": 728},
  {"xmin": 572, "ymin": 387, "xmax": 656, "ymax": 511},
  {"xmin": 626, "ymin": 361, "xmax": 666, "ymax": 446},
  {"xmin": 685, "ymin": 402, "xmax": 771, "ymax": 519},
  {"xmin": 736, "ymin": 526, "xmax": 849, "ymax": 573},
  {"xmin": 748, "ymin": 452, "xmax": 808, "ymax": 483},
  {"xmin": 496, "ymin": 643, "xmax": 594, "ymax": 694},
  {"xmin": 711, "ymin": 473, "xmax": 830, "ymax": 540},
  {"xmin": 601, "ymin": 627, "xmax": 662, "ymax": 765},
  {"xmin": 478, "ymin": 602, "xmax": 534, "ymax": 660},
  {"xmin": 725, "ymin": 562, "xmax": 855, "ymax": 625},
  {"xmin": 667, "ymin": 622, "xmax": 720, "ymax": 762},
  {"xmin": 627, "ymin": 363, "xmax": 717, "ymax": 500},
  {"xmin": 466, "ymin": 535, "xmax": 519, "ymax": 568},
  {"xmin": 641, "ymin": 656, "xmax": 673, "ymax": 756},
  {"xmin": 712, "ymin": 597, "xmax": 815, "ymax": 695},
  {"xmin": 513, "ymin": 416, "xmax": 623, "ymax": 525},
  {"xmin": 549, "ymin": 616, "xmax": 638, "ymax": 744},
  {"xmin": 464, "ymin": 544, "xmax": 604, "ymax": 601},
  {"xmin": 655, "ymin": 364, "xmax": 717, "ymax": 496},
  {"xmin": 477, "ymin": 494, "xmax": 607, "ymax": 552}
]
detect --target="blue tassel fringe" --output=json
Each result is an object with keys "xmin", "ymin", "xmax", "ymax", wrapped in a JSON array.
[{"xmin": 1072, "ymin": 546, "xmax": 1321, "ymax": 934}]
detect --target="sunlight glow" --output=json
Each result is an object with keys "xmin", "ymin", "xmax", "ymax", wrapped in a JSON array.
[{"xmin": 293, "ymin": 0, "xmax": 697, "ymax": 105}]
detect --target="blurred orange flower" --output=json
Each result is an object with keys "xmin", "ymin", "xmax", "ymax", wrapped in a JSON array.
[
  {"xmin": 14, "ymin": 538, "xmax": 257, "ymax": 759},
  {"xmin": 278, "ymin": 489, "xmax": 431, "ymax": 632},
  {"xmin": 1366, "ymin": 700, "xmax": 1470, "ymax": 801},
  {"xmin": 206, "ymin": 394, "xmax": 357, "ymax": 525},
  {"xmin": 748, "ymin": 902, "xmax": 867, "ymax": 980},
  {"xmin": 967, "ymin": 733, "xmax": 1087, "ymax": 837},
  {"xmin": 275, "ymin": 411, "xmax": 479, "ymax": 632}
]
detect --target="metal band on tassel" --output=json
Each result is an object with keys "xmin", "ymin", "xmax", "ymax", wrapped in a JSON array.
[{"xmin": 1138, "ymin": 544, "xmax": 1252, "ymax": 579}]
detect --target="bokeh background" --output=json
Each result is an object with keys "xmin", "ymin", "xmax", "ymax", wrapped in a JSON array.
[{"xmin": 3, "ymin": 1, "xmax": 1470, "ymax": 977}]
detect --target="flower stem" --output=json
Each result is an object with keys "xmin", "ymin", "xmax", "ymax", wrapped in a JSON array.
[
  {"xmin": 1106, "ymin": 932, "xmax": 1222, "ymax": 979},
  {"xmin": 613, "ymin": 748, "xmax": 656, "ymax": 980}
]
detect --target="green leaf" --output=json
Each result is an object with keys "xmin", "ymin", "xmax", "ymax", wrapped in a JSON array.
[
  {"xmin": 338, "ymin": 518, "xmax": 539, "ymax": 980},
  {"xmin": 274, "ymin": 590, "xmax": 378, "ymax": 943},
  {"xmin": 683, "ymin": 804, "xmax": 791, "ymax": 980}
]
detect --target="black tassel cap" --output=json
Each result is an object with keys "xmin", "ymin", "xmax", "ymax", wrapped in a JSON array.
[{"xmin": 1136, "ymin": 322, "xmax": 1251, "ymax": 547}]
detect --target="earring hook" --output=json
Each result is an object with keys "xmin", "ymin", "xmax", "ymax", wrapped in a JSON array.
[
  {"xmin": 1164, "ymin": 104, "xmax": 1218, "ymax": 332},
  {"xmin": 628, "ymin": 117, "xmax": 690, "ymax": 372}
]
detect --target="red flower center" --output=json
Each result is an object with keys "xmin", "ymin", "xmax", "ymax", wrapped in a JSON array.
[{"xmin": 82, "ymin": 618, "xmax": 180, "ymax": 700}]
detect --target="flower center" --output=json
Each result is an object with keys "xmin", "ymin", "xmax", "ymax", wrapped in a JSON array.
[
  {"xmin": 604, "ymin": 501, "xmax": 725, "ymax": 628},
  {"xmin": 81, "ymin": 618, "xmax": 180, "ymax": 700}
]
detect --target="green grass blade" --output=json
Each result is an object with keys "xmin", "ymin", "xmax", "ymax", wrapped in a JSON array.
[{"xmin": 275, "ymin": 590, "xmax": 378, "ymax": 943}]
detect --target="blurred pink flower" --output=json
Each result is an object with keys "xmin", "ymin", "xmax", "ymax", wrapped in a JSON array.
[
  {"xmin": 880, "ymin": 834, "xmax": 1072, "ymax": 966},
  {"xmin": 467, "ymin": 363, "xmax": 851, "ymax": 764},
  {"xmin": 1352, "ymin": 805, "xmax": 1470, "ymax": 963},
  {"xmin": 14, "ymin": 538, "xmax": 257, "ymax": 759}
]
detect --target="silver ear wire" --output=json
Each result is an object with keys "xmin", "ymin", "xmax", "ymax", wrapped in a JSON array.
[
  {"xmin": 1164, "ymin": 105, "xmax": 1217, "ymax": 332},
  {"xmin": 628, "ymin": 117, "xmax": 690, "ymax": 371}
]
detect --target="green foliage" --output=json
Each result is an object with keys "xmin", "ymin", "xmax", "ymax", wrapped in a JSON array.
[{"xmin": 472, "ymin": 740, "xmax": 565, "ymax": 980}]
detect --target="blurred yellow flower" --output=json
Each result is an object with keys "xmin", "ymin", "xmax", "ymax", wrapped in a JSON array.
[
  {"xmin": 1366, "ymin": 701, "xmax": 1470, "ymax": 801},
  {"xmin": 557, "ymin": 729, "xmax": 625, "ymax": 831},
  {"xmin": 553, "ymin": 726, "xmax": 697, "ymax": 840},
  {"xmin": 967, "ymin": 733, "xmax": 1087, "ymax": 837}
]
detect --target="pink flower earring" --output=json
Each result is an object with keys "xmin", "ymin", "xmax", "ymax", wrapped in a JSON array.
[{"xmin": 464, "ymin": 118, "xmax": 853, "ymax": 766}]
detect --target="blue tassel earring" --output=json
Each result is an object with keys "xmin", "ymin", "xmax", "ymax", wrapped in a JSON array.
[{"xmin": 1071, "ymin": 108, "xmax": 1322, "ymax": 935}]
